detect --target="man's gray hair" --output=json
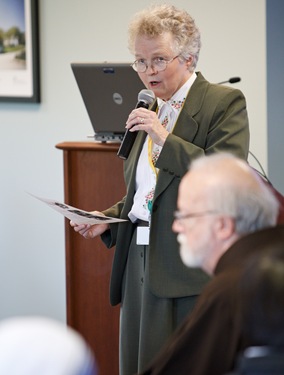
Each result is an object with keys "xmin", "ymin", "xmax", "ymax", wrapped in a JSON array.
[{"xmin": 189, "ymin": 153, "xmax": 279, "ymax": 235}]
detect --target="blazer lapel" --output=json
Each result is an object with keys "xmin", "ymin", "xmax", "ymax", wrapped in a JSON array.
[
  {"xmin": 172, "ymin": 99, "xmax": 199, "ymax": 141},
  {"xmin": 153, "ymin": 83, "xmax": 203, "ymax": 201},
  {"xmin": 125, "ymin": 74, "xmax": 208, "ymax": 210},
  {"xmin": 173, "ymin": 72, "xmax": 208, "ymax": 140}
]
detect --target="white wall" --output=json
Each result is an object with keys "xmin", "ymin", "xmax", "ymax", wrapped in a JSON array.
[
  {"xmin": 267, "ymin": 0, "xmax": 284, "ymax": 193},
  {"xmin": 0, "ymin": 0, "xmax": 266, "ymax": 322}
]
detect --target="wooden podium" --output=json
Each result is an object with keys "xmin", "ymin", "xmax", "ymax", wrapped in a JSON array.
[{"xmin": 56, "ymin": 141, "xmax": 126, "ymax": 375}]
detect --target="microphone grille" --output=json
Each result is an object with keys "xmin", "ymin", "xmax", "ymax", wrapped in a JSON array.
[
  {"xmin": 229, "ymin": 77, "xmax": 241, "ymax": 83},
  {"xmin": 138, "ymin": 89, "xmax": 155, "ymax": 105}
]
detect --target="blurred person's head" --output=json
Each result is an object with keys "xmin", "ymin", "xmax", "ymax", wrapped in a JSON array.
[
  {"xmin": 173, "ymin": 153, "xmax": 279, "ymax": 275},
  {"xmin": 0, "ymin": 316, "xmax": 97, "ymax": 375}
]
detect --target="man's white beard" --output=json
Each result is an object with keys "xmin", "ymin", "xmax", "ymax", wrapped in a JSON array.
[{"xmin": 177, "ymin": 233, "xmax": 204, "ymax": 268}]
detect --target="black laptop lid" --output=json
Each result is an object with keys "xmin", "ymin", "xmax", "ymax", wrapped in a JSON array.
[{"xmin": 71, "ymin": 62, "xmax": 145, "ymax": 142}]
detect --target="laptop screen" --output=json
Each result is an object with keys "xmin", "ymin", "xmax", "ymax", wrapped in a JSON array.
[{"xmin": 71, "ymin": 62, "xmax": 145, "ymax": 142}]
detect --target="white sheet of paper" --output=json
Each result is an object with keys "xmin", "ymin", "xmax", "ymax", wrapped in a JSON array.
[{"xmin": 30, "ymin": 193, "xmax": 127, "ymax": 225}]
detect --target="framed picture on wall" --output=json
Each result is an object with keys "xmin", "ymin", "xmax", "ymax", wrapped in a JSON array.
[{"xmin": 0, "ymin": 0, "xmax": 40, "ymax": 103}]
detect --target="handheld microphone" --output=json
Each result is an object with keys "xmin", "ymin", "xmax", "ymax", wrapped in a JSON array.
[
  {"xmin": 217, "ymin": 77, "xmax": 241, "ymax": 85},
  {"xmin": 117, "ymin": 89, "xmax": 155, "ymax": 160}
]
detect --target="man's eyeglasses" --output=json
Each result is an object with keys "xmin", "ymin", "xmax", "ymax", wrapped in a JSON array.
[
  {"xmin": 173, "ymin": 210, "xmax": 219, "ymax": 222},
  {"xmin": 131, "ymin": 55, "xmax": 180, "ymax": 73}
]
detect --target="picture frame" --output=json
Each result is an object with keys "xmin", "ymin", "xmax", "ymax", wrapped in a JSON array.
[{"xmin": 0, "ymin": 0, "xmax": 40, "ymax": 103}]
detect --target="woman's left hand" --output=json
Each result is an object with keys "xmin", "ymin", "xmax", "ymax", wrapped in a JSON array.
[{"xmin": 126, "ymin": 108, "xmax": 169, "ymax": 146}]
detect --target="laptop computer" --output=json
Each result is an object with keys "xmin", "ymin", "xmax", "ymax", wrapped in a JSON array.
[{"xmin": 71, "ymin": 62, "xmax": 145, "ymax": 142}]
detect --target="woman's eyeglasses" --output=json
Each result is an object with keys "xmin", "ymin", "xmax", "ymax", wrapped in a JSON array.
[{"xmin": 131, "ymin": 56, "xmax": 180, "ymax": 73}]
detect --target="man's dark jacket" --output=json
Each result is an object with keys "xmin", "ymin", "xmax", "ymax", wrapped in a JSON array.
[{"xmin": 140, "ymin": 225, "xmax": 284, "ymax": 375}]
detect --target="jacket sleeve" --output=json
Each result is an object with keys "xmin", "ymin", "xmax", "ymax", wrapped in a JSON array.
[{"xmin": 101, "ymin": 195, "xmax": 127, "ymax": 248}]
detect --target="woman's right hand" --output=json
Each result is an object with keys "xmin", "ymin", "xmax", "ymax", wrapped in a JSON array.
[{"xmin": 70, "ymin": 211, "xmax": 109, "ymax": 239}]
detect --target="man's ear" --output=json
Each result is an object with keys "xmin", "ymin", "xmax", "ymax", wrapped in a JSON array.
[{"xmin": 216, "ymin": 215, "xmax": 235, "ymax": 241}]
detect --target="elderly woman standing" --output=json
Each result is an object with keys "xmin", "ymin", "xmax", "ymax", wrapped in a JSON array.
[{"xmin": 71, "ymin": 4, "xmax": 249, "ymax": 374}]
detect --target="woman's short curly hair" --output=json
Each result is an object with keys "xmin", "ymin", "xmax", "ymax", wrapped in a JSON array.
[{"xmin": 128, "ymin": 4, "xmax": 201, "ymax": 72}]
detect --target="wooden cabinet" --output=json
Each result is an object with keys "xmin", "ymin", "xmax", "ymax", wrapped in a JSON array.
[{"xmin": 56, "ymin": 141, "xmax": 125, "ymax": 375}]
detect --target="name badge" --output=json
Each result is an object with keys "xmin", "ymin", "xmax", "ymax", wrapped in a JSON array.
[{"xmin": 137, "ymin": 227, "xmax": 150, "ymax": 245}]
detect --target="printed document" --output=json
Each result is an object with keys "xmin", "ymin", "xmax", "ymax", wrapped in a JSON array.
[{"xmin": 31, "ymin": 194, "xmax": 126, "ymax": 225}]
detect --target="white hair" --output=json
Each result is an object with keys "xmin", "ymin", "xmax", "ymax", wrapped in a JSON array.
[
  {"xmin": 189, "ymin": 153, "xmax": 279, "ymax": 235},
  {"xmin": 128, "ymin": 4, "xmax": 201, "ymax": 72}
]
